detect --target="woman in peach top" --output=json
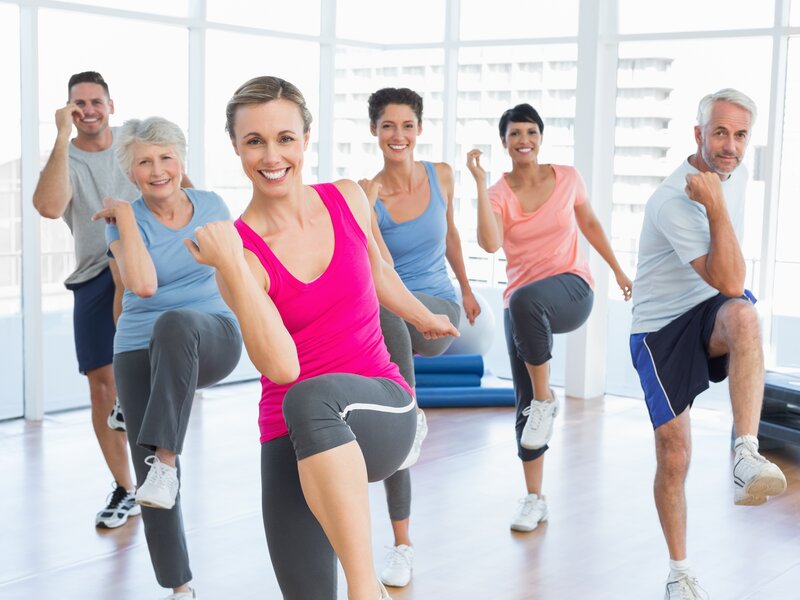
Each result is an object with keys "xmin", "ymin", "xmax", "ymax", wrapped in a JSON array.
[{"xmin": 466, "ymin": 103, "xmax": 632, "ymax": 532}]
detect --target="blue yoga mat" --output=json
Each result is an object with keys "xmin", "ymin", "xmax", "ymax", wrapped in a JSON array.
[
  {"xmin": 415, "ymin": 373, "xmax": 482, "ymax": 388},
  {"xmin": 415, "ymin": 385, "xmax": 515, "ymax": 408},
  {"xmin": 413, "ymin": 354, "xmax": 484, "ymax": 376}
]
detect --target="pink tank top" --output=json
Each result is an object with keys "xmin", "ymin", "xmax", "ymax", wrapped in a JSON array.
[{"xmin": 235, "ymin": 183, "xmax": 413, "ymax": 443}]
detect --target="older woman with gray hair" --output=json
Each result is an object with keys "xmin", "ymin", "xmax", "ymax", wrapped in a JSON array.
[{"xmin": 92, "ymin": 116, "xmax": 242, "ymax": 600}]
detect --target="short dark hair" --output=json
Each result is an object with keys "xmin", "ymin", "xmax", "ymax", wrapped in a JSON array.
[
  {"xmin": 68, "ymin": 71, "xmax": 110, "ymax": 100},
  {"xmin": 498, "ymin": 103, "xmax": 544, "ymax": 139},
  {"xmin": 368, "ymin": 88, "xmax": 423, "ymax": 127}
]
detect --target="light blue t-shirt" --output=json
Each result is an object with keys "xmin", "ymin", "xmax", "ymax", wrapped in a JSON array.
[
  {"xmin": 374, "ymin": 161, "xmax": 456, "ymax": 302},
  {"xmin": 630, "ymin": 159, "xmax": 747, "ymax": 334},
  {"xmin": 106, "ymin": 188, "xmax": 238, "ymax": 353}
]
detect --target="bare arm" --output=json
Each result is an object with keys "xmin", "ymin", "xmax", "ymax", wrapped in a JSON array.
[
  {"xmin": 574, "ymin": 201, "xmax": 632, "ymax": 301},
  {"xmin": 358, "ymin": 177, "xmax": 394, "ymax": 265},
  {"xmin": 33, "ymin": 104, "xmax": 83, "ymax": 219},
  {"xmin": 108, "ymin": 258, "xmax": 124, "ymax": 324},
  {"xmin": 466, "ymin": 149, "xmax": 503, "ymax": 253},
  {"xmin": 187, "ymin": 221, "xmax": 300, "ymax": 384},
  {"xmin": 94, "ymin": 199, "xmax": 157, "ymax": 297},
  {"xmin": 438, "ymin": 163, "xmax": 481, "ymax": 324},
  {"xmin": 338, "ymin": 179, "xmax": 459, "ymax": 339},
  {"xmin": 685, "ymin": 172, "xmax": 746, "ymax": 297}
]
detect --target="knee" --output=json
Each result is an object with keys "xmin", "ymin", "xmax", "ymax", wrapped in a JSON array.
[
  {"xmin": 152, "ymin": 311, "xmax": 197, "ymax": 347},
  {"xmin": 656, "ymin": 441, "xmax": 691, "ymax": 481},
  {"xmin": 721, "ymin": 300, "xmax": 760, "ymax": 341},
  {"xmin": 282, "ymin": 380, "xmax": 330, "ymax": 432}
]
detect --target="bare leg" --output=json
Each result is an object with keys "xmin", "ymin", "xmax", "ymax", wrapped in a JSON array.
[
  {"xmin": 87, "ymin": 365, "xmax": 133, "ymax": 490},
  {"xmin": 707, "ymin": 299, "xmax": 763, "ymax": 436},
  {"xmin": 155, "ymin": 448, "xmax": 178, "ymax": 468},
  {"xmin": 522, "ymin": 455, "xmax": 544, "ymax": 496},
  {"xmin": 390, "ymin": 518, "xmax": 411, "ymax": 547},
  {"xmin": 298, "ymin": 440, "xmax": 381, "ymax": 600},
  {"xmin": 654, "ymin": 409, "xmax": 691, "ymax": 560},
  {"xmin": 524, "ymin": 361, "xmax": 552, "ymax": 400}
]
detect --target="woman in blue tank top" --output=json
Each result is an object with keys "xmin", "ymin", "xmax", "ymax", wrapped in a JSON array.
[{"xmin": 359, "ymin": 87, "xmax": 482, "ymax": 589}]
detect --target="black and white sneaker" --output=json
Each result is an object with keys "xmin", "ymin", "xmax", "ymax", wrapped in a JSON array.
[
  {"xmin": 107, "ymin": 398, "xmax": 126, "ymax": 432},
  {"xmin": 95, "ymin": 483, "xmax": 141, "ymax": 529}
]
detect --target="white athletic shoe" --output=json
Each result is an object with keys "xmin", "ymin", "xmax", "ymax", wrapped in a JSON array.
[
  {"xmin": 733, "ymin": 435, "xmax": 786, "ymax": 506},
  {"xmin": 380, "ymin": 544, "xmax": 414, "ymax": 587},
  {"xmin": 162, "ymin": 588, "xmax": 196, "ymax": 600},
  {"xmin": 510, "ymin": 493, "xmax": 548, "ymax": 532},
  {"xmin": 136, "ymin": 455, "xmax": 179, "ymax": 510},
  {"xmin": 520, "ymin": 390, "xmax": 559, "ymax": 450},
  {"xmin": 397, "ymin": 411, "xmax": 428, "ymax": 471},
  {"xmin": 664, "ymin": 573, "xmax": 708, "ymax": 600}
]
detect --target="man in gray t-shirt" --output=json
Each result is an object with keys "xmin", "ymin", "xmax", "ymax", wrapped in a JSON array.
[
  {"xmin": 629, "ymin": 89, "xmax": 786, "ymax": 600},
  {"xmin": 33, "ymin": 71, "xmax": 139, "ymax": 529}
]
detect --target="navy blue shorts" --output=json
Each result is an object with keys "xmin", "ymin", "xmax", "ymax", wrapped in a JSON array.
[
  {"xmin": 630, "ymin": 292, "xmax": 751, "ymax": 429},
  {"xmin": 67, "ymin": 267, "xmax": 116, "ymax": 374}
]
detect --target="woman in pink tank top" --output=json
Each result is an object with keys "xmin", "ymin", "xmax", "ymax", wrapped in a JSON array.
[{"xmin": 187, "ymin": 76, "xmax": 457, "ymax": 600}]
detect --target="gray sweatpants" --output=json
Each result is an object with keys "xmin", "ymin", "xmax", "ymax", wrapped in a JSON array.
[
  {"xmin": 380, "ymin": 292, "xmax": 461, "ymax": 521},
  {"xmin": 114, "ymin": 309, "xmax": 242, "ymax": 589},
  {"xmin": 261, "ymin": 374, "xmax": 416, "ymax": 600},
  {"xmin": 504, "ymin": 273, "xmax": 593, "ymax": 461}
]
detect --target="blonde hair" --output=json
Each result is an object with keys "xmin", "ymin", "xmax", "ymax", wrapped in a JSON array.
[{"xmin": 225, "ymin": 76, "xmax": 312, "ymax": 138}]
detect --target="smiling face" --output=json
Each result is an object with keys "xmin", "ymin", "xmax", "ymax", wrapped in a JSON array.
[
  {"xmin": 502, "ymin": 120, "xmax": 542, "ymax": 164},
  {"xmin": 68, "ymin": 82, "xmax": 114, "ymax": 138},
  {"xmin": 694, "ymin": 100, "xmax": 752, "ymax": 178},
  {"xmin": 230, "ymin": 99, "xmax": 309, "ymax": 198},
  {"xmin": 371, "ymin": 103, "xmax": 421, "ymax": 162},
  {"xmin": 129, "ymin": 143, "xmax": 184, "ymax": 202}
]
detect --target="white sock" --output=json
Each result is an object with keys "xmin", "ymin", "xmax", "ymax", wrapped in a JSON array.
[{"xmin": 669, "ymin": 558, "xmax": 691, "ymax": 580}]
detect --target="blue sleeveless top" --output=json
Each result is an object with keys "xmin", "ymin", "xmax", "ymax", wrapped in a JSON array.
[{"xmin": 374, "ymin": 161, "xmax": 456, "ymax": 302}]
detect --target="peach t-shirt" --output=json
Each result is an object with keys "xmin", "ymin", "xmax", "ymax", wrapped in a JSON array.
[{"xmin": 488, "ymin": 164, "xmax": 594, "ymax": 307}]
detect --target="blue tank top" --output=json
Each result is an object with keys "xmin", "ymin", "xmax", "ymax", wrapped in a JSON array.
[{"xmin": 374, "ymin": 161, "xmax": 456, "ymax": 302}]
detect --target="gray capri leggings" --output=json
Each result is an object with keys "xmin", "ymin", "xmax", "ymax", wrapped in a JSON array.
[
  {"xmin": 114, "ymin": 309, "xmax": 242, "ymax": 589},
  {"xmin": 504, "ymin": 273, "xmax": 593, "ymax": 462},
  {"xmin": 380, "ymin": 291, "xmax": 461, "ymax": 521},
  {"xmin": 262, "ymin": 374, "xmax": 416, "ymax": 600}
]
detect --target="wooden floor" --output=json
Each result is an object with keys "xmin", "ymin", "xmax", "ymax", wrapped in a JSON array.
[{"xmin": 1, "ymin": 382, "xmax": 799, "ymax": 600}]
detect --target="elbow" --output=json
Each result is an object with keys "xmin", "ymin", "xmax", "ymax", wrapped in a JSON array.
[
  {"xmin": 34, "ymin": 202, "xmax": 62, "ymax": 220},
  {"xmin": 130, "ymin": 283, "xmax": 157, "ymax": 298},
  {"xmin": 267, "ymin": 361, "xmax": 301, "ymax": 385},
  {"xmin": 478, "ymin": 238, "xmax": 500, "ymax": 254},
  {"xmin": 719, "ymin": 283, "xmax": 745, "ymax": 299}
]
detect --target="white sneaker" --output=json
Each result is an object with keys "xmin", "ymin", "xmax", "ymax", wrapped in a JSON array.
[
  {"xmin": 510, "ymin": 493, "xmax": 548, "ymax": 532},
  {"xmin": 665, "ymin": 573, "xmax": 708, "ymax": 599},
  {"xmin": 397, "ymin": 411, "xmax": 428, "ymax": 471},
  {"xmin": 163, "ymin": 588, "xmax": 196, "ymax": 600},
  {"xmin": 520, "ymin": 391, "xmax": 559, "ymax": 450},
  {"xmin": 380, "ymin": 544, "xmax": 414, "ymax": 587},
  {"xmin": 107, "ymin": 397, "xmax": 126, "ymax": 432},
  {"xmin": 733, "ymin": 435, "xmax": 786, "ymax": 506},
  {"xmin": 95, "ymin": 482, "xmax": 141, "ymax": 528},
  {"xmin": 136, "ymin": 455, "xmax": 179, "ymax": 510}
]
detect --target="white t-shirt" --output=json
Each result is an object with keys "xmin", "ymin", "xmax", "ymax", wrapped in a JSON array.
[{"xmin": 630, "ymin": 158, "xmax": 747, "ymax": 334}]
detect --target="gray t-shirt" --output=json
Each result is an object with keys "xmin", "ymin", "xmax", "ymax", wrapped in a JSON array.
[
  {"xmin": 630, "ymin": 158, "xmax": 747, "ymax": 334},
  {"xmin": 63, "ymin": 127, "xmax": 139, "ymax": 286}
]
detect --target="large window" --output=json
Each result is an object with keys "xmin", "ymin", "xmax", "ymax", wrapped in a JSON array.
[
  {"xmin": 772, "ymin": 38, "xmax": 800, "ymax": 367},
  {"xmin": 337, "ymin": 0, "xmax": 445, "ymax": 43},
  {"xmin": 617, "ymin": 0, "xmax": 775, "ymax": 34},
  {"xmin": 207, "ymin": 0, "xmax": 320, "ymax": 35},
  {"xmin": 460, "ymin": 0, "xmax": 579, "ymax": 40},
  {"xmin": 0, "ymin": 3, "xmax": 22, "ymax": 420}
]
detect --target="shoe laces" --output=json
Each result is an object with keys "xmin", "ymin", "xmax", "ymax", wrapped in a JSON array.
[
  {"xmin": 669, "ymin": 574, "xmax": 708, "ymax": 600},
  {"xmin": 105, "ymin": 483, "xmax": 129, "ymax": 509},
  {"xmin": 735, "ymin": 437, "xmax": 766, "ymax": 464},
  {"xmin": 522, "ymin": 400, "xmax": 550, "ymax": 430},
  {"xmin": 144, "ymin": 455, "xmax": 174, "ymax": 488},
  {"xmin": 517, "ymin": 494, "xmax": 540, "ymax": 516},
  {"xmin": 384, "ymin": 545, "xmax": 411, "ymax": 568}
]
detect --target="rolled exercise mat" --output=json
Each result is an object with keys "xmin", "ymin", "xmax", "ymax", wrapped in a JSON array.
[
  {"xmin": 415, "ymin": 385, "xmax": 515, "ymax": 408},
  {"xmin": 413, "ymin": 354, "xmax": 484, "ymax": 376},
  {"xmin": 414, "ymin": 373, "xmax": 482, "ymax": 388}
]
